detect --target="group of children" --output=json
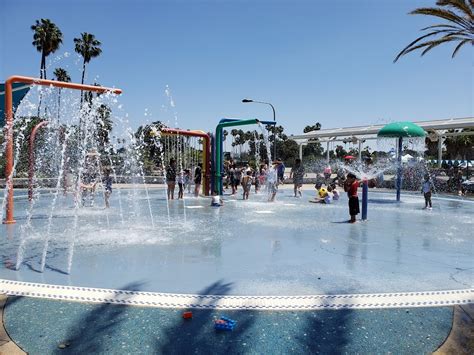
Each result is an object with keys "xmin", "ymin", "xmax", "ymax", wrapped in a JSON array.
[
  {"xmin": 223, "ymin": 160, "xmax": 282, "ymax": 201},
  {"xmin": 77, "ymin": 153, "xmax": 113, "ymax": 208},
  {"xmin": 310, "ymin": 183, "xmax": 340, "ymax": 205},
  {"xmin": 310, "ymin": 172, "xmax": 360, "ymax": 223},
  {"xmin": 78, "ymin": 153, "xmax": 436, "ymax": 222},
  {"xmin": 165, "ymin": 158, "xmax": 202, "ymax": 200}
]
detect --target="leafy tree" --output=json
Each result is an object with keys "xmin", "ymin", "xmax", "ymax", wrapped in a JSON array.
[
  {"xmin": 31, "ymin": 19, "xmax": 63, "ymax": 80},
  {"xmin": 4, "ymin": 116, "xmax": 44, "ymax": 177},
  {"xmin": 96, "ymin": 104, "xmax": 113, "ymax": 152},
  {"xmin": 394, "ymin": 0, "xmax": 473, "ymax": 62},
  {"xmin": 134, "ymin": 121, "xmax": 168, "ymax": 174},
  {"xmin": 335, "ymin": 145, "xmax": 348, "ymax": 159},
  {"xmin": 300, "ymin": 123, "xmax": 323, "ymax": 161},
  {"xmin": 425, "ymin": 136, "xmax": 439, "ymax": 158},
  {"xmin": 444, "ymin": 128, "xmax": 473, "ymax": 159},
  {"xmin": 74, "ymin": 32, "xmax": 102, "ymax": 105},
  {"xmin": 275, "ymin": 139, "xmax": 299, "ymax": 166},
  {"xmin": 302, "ymin": 139, "xmax": 324, "ymax": 160}
]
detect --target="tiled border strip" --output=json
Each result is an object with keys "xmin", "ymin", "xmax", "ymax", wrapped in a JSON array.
[{"xmin": 0, "ymin": 279, "xmax": 472, "ymax": 310}]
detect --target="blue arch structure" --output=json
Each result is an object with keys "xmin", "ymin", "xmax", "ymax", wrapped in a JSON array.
[{"xmin": 0, "ymin": 82, "xmax": 31, "ymax": 127}]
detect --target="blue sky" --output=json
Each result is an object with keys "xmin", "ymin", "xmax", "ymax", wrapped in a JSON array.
[{"xmin": 1, "ymin": 0, "xmax": 472, "ymax": 135}]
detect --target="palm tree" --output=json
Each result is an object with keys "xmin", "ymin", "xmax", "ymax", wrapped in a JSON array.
[
  {"xmin": 31, "ymin": 19, "xmax": 63, "ymax": 79},
  {"xmin": 394, "ymin": 0, "xmax": 473, "ymax": 62},
  {"xmin": 74, "ymin": 32, "xmax": 102, "ymax": 104},
  {"xmin": 303, "ymin": 123, "xmax": 322, "ymax": 133},
  {"xmin": 31, "ymin": 19, "xmax": 63, "ymax": 116},
  {"xmin": 53, "ymin": 67, "xmax": 71, "ymax": 122}
]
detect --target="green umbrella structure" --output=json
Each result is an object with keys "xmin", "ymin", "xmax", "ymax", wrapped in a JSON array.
[
  {"xmin": 377, "ymin": 121, "xmax": 426, "ymax": 138},
  {"xmin": 378, "ymin": 121, "xmax": 426, "ymax": 202}
]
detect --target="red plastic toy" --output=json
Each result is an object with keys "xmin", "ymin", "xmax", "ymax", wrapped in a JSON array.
[{"xmin": 183, "ymin": 311, "xmax": 193, "ymax": 319}]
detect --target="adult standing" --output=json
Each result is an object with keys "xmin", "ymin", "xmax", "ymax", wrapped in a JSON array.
[
  {"xmin": 290, "ymin": 158, "xmax": 305, "ymax": 197},
  {"xmin": 194, "ymin": 163, "xmax": 202, "ymax": 197},
  {"xmin": 166, "ymin": 158, "xmax": 177, "ymax": 200}
]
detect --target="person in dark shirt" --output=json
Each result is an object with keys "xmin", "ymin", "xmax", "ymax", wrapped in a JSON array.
[
  {"xmin": 194, "ymin": 163, "xmax": 202, "ymax": 197},
  {"xmin": 277, "ymin": 159, "xmax": 285, "ymax": 184},
  {"xmin": 166, "ymin": 158, "xmax": 177, "ymax": 200},
  {"xmin": 290, "ymin": 158, "xmax": 305, "ymax": 197},
  {"xmin": 344, "ymin": 173, "xmax": 360, "ymax": 223}
]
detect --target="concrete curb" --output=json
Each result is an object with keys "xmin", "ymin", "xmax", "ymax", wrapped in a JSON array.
[
  {"xmin": 435, "ymin": 303, "xmax": 474, "ymax": 354},
  {"xmin": 0, "ymin": 295, "xmax": 26, "ymax": 355}
]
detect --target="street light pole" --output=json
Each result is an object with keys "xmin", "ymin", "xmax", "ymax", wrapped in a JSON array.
[{"xmin": 242, "ymin": 99, "xmax": 277, "ymax": 160}]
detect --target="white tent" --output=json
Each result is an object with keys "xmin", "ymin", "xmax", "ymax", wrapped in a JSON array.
[
  {"xmin": 458, "ymin": 161, "xmax": 473, "ymax": 168},
  {"xmin": 401, "ymin": 154, "xmax": 413, "ymax": 162}
]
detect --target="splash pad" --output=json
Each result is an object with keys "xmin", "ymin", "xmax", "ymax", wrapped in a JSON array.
[{"xmin": 0, "ymin": 75, "xmax": 472, "ymax": 310}]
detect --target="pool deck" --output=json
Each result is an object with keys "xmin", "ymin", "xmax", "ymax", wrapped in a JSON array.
[
  {"xmin": 0, "ymin": 186, "xmax": 472, "ymax": 352},
  {"xmin": 0, "ymin": 295, "xmax": 474, "ymax": 355}
]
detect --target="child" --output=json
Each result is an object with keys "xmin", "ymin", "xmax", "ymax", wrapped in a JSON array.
[
  {"xmin": 80, "ymin": 169, "xmax": 98, "ymax": 207},
  {"xmin": 184, "ymin": 169, "xmax": 191, "ymax": 194},
  {"xmin": 233, "ymin": 165, "xmax": 242, "ymax": 194},
  {"xmin": 323, "ymin": 165, "xmax": 332, "ymax": 184},
  {"xmin": 254, "ymin": 169, "xmax": 260, "ymax": 193},
  {"xmin": 177, "ymin": 170, "xmax": 185, "ymax": 199},
  {"xmin": 330, "ymin": 183, "xmax": 340, "ymax": 201},
  {"xmin": 267, "ymin": 162, "xmax": 279, "ymax": 202},
  {"xmin": 242, "ymin": 170, "xmax": 253, "ymax": 200},
  {"xmin": 211, "ymin": 193, "xmax": 223, "ymax": 207},
  {"xmin": 421, "ymin": 175, "xmax": 432, "ymax": 209},
  {"xmin": 259, "ymin": 165, "xmax": 267, "ymax": 192},
  {"xmin": 309, "ymin": 187, "xmax": 332, "ymax": 204},
  {"xmin": 103, "ymin": 168, "xmax": 113, "ymax": 208},
  {"xmin": 277, "ymin": 159, "xmax": 285, "ymax": 184},
  {"xmin": 344, "ymin": 173, "xmax": 360, "ymax": 223}
]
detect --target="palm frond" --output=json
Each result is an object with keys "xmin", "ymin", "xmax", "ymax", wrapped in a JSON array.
[
  {"xmin": 394, "ymin": 29, "xmax": 458, "ymax": 62},
  {"xmin": 420, "ymin": 37, "xmax": 457, "ymax": 55},
  {"xmin": 451, "ymin": 38, "xmax": 473, "ymax": 56},
  {"xmin": 411, "ymin": 8, "xmax": 471, "ymax": 29},
  {"xmin": 421, "ymin": 23, "xmax": 460, "ymax": 30},
  {"xmin": 436, "ymin": 0, "xmax": 474, "ymax": 20},
  {"xmin": 395, "ymin": 1, "xmax": 473, "ymax": 61}
]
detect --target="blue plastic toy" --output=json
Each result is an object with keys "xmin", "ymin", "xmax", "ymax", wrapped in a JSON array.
[{"xmin": 214, "ymin": 316, "xmax": 237, "ymax": 331}]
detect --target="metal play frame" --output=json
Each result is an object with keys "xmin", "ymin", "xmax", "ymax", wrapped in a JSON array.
[
  {"xmin": 3, "ymin": 75, "xmax": 122, "ymax": 224},
  {"xmin": 160, "ymin": 128, "xmax": 211, "ymax": 196}
]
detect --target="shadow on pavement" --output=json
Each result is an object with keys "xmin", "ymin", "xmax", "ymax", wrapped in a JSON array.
[
  {"xmin": 52, "ymin": 281, "xmax": 146, "ymax": 354},
  {"xmin": 157, "ymin": 279, "xmax": 257, "ymax": 353}
]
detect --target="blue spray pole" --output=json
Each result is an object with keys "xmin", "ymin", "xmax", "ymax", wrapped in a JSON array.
[
  {"xmin": 361, "ymin": 179, "xmax": 368, "ymax": 220},
  {"xmin": 396, "ymin": 137, "xmax": 403, "ymax": 202}
]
